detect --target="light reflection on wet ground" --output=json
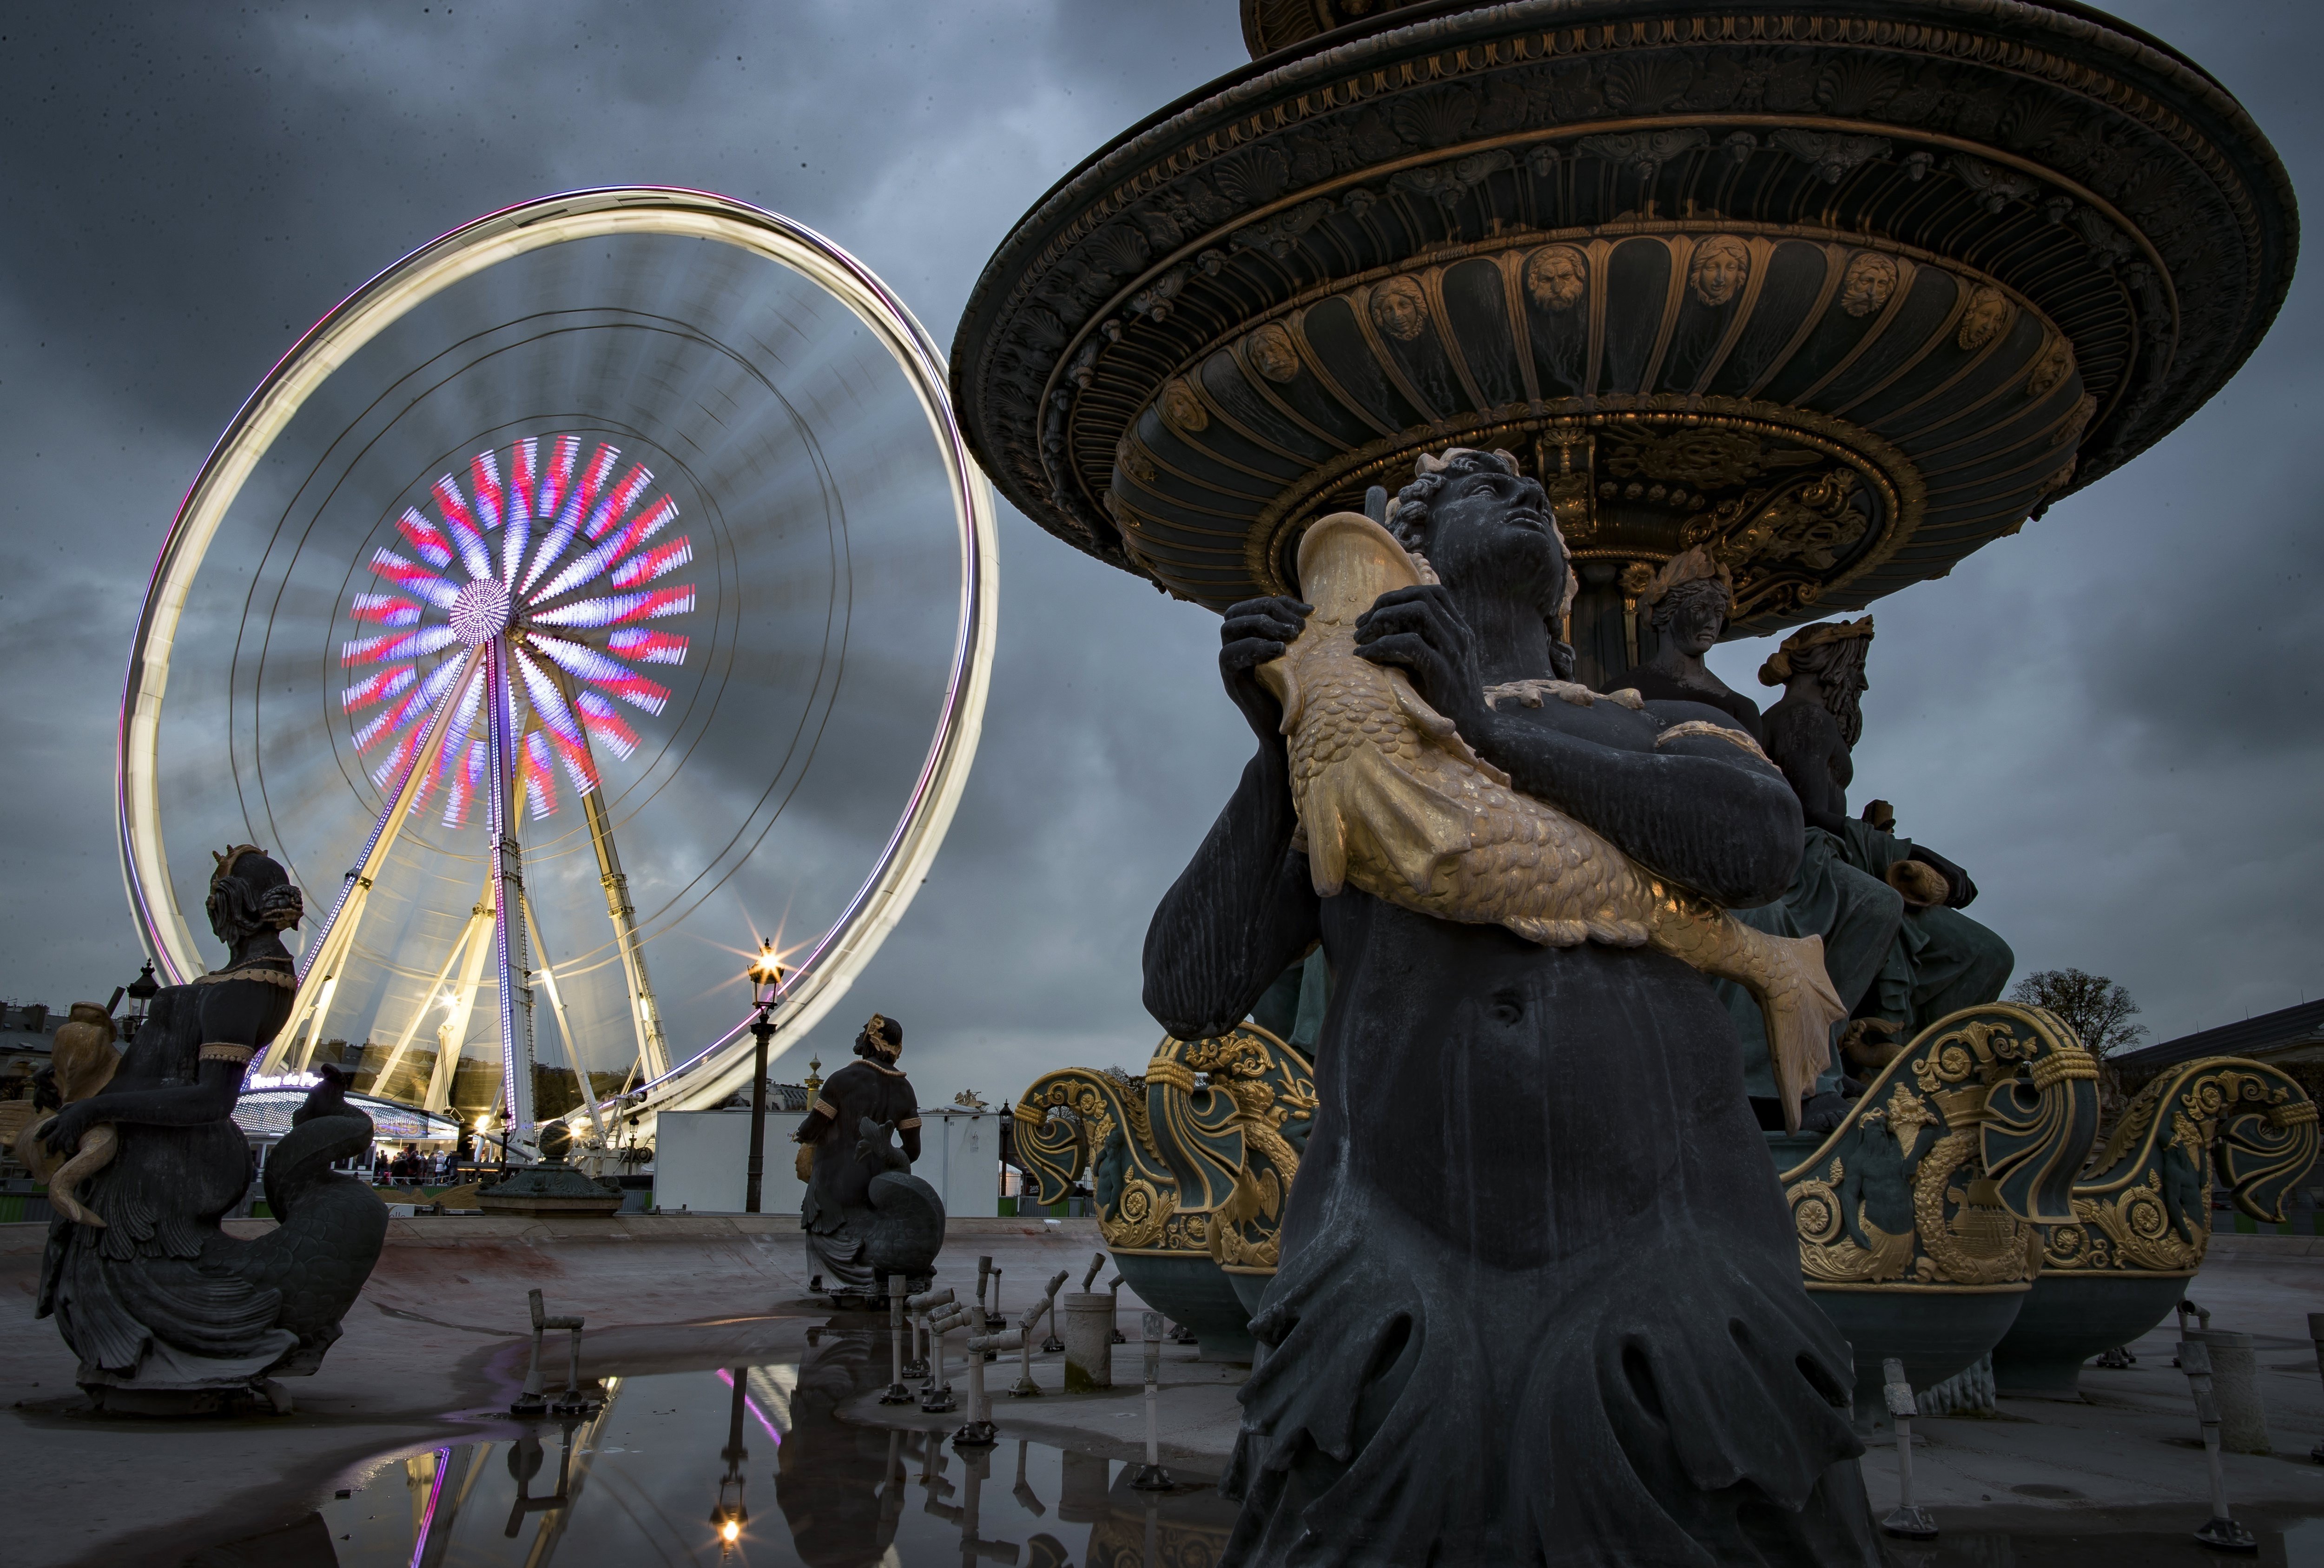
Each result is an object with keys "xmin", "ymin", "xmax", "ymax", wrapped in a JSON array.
[{"xmin": 185, "ymin": 1329, "xmax": 2324, "ymax": 1567}]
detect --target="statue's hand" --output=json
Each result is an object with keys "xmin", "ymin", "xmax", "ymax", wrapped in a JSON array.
[
  {"xmin": 1353, "ymin": 585, "xmax": 1491, "ymax": 739},
  {"xmin": 1220, "ymin": 596, "xmax": 1312, "ymax": 746},
  {"xmin": 1907, "ymin": 844, "xmax": 1978, "ymax": 908},
  {"xmin": 40, "ymin": 1100, "xmax": 100, "ymax": 1156}
]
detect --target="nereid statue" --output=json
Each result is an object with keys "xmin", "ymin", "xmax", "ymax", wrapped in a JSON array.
[
  {"xmin": 1146, "ymin": 448, "xmax": 1878, "ymax": 1565},
  {"xmin": 35, "ymin": 846, "xmax": 388, "ymax": 1412},
  {"xmin": 793, "ymin": 1012, "xmax": 944, "ymax": 1306}
]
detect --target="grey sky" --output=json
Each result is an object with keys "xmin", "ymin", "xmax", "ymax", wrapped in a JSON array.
[{"xmin": 2, "ymin": 1, "xmax": 2317, "ymax": 1104}]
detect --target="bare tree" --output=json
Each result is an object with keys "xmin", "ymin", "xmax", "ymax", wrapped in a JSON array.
[{"xmin": 2008, "ymin": 968, "xmax": 2148, "ymax": 1055}]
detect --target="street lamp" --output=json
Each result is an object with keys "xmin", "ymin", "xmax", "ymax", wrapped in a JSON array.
[
  {"xmin": 743, "ymin": 943, "xmax": 785, "ymax": 1214},
  {"xmin": 709, "ymin": 1364, "xmax": 750, "ymax": 1556}
]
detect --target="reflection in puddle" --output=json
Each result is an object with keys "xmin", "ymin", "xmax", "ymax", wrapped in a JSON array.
[
  {"xmin": 188, "ymin": 1329, "xmax": 2324, "ymax": 1566},
  {"xmin": 244, "ymin": 1330, "xmax": 1234, "ymax": 1567}
]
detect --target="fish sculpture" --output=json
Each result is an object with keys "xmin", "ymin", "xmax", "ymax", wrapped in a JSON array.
[{"xmin": 1258, "ymin": 511, "xmax": 1846, "ymax": 1128}]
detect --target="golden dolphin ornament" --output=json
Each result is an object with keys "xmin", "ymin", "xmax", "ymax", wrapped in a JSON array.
[{"xmin": 1258, "ymin": 512, "xmax": 1845, "ymax": 1129}]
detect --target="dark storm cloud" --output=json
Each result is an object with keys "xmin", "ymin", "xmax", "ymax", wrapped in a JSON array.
[{"xmin": 3, "ymin": 1, "xmax": 2319, "ymax": 1104}]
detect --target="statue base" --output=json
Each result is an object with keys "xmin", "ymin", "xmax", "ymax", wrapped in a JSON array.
[{"xmin": 477, "ymin": 1160, "xmax": 624, "ymax": 1216}]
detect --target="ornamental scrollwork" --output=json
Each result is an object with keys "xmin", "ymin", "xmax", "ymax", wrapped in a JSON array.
[
  {"xmin": 1014, "ymin": 1066, "xmax": 1201, "ymax": 1255},
  {"xmin": 1142, "ymin": 1024, "xmax": 1317, "ymax": 1276},
  {"xmin": 1780, "ymin": 1003, "xmax": 2099, "ymax": 1290},
  {"xmin": 2040, "ymin": 1057, "xmax": 2318, "ymax": 1276}
]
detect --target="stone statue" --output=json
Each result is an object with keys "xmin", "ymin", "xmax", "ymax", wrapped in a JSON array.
[
  {"xmin": 1757, "ymin": 621, "xmax": 2014, "ymax": 1046},
  {"xmin": 1147, "ymin": 448, "xmax": 1878, "ymax": 1564},
  {"xmin": 1633, "ymin": 578, "xmax": 1907, "ymax": 1121},
  {"xmin": 36, "ymin": 846, "xmax": 388, "ymax": 1412},
  {"xmin": 793, "ymin": 1013, "xmax": 944, "ymax": 1305},
  {"xmin": 1621, "ymin": 547, "xmax": 1765, "ymax": 741}
]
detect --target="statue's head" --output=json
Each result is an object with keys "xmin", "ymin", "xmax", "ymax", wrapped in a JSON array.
[
  {"xmin": 205, "ymin": 844, "xmax": 304, "ymax": 949},
  {"xmin": 1386, "ymin": 447, "xmax": 1580, "ymax": 677},
  {"xmin": 1639, "ymin": 546, "xmax": 1734, "ymax": 657},
  {"xmin": 1759, "ymin": 618, "xmax": 1874, "ymax": 747},
  {"xmin": 855, "ymin": 1011, "xmax": 903, "ymax": 1064}
]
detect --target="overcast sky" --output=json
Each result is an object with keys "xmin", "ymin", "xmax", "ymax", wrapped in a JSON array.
[{"xmin": 2, "ymin": 1, "xmax": 2318, "ymax": 1104}]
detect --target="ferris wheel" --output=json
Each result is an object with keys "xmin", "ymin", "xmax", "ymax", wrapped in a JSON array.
[{"xmin": 118, "ymin": 189, "xmax": 997, "ymax": 1153}]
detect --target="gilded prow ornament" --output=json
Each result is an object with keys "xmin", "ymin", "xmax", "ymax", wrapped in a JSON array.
[
  {"xmin": 2042, "ymin": 1057, "xmax": 2317, "ymax": 1278},
  {"xmin": 1774, "ymin": 1002, "xmax": 2099, "ymax": 1406},
  {"xmin": 1141, "ymin": 1024, "xmax": 1317, "ymax": 1308},
  {"xmin": 1989, "ymin": 1054, "xmax": 2317, "ymax": 1397},
  {"xmin": 1258, "ymin": 510, "xmax": 1846, "ymax": 1125},
  {"xmin": 1016, "ymin": 1057, "xmax": 1262, "ymax": 1361}
]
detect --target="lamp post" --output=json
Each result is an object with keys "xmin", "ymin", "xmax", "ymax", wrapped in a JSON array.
[
  {"xmin": 710, "ymin": 1363, "xmax": 749, "ymax": 1556},
  {"xmin": 743, "ymin": 943, "xmax": 785, "ymax": 1214}
]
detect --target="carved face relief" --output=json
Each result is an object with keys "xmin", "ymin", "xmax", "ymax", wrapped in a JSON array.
[
  {"xmin": 1839, "ymin": 252, "xmax": 1899, "ymax": 318},
  {"xmin": 1524, "ymin": 245, "xmax": 1588, "ymax": 311},
  {"xmin": 1958, "ymin": 284, "xmax": 2013, "ymax": 350},
  {"xmin": 1158, "ymin": 379, "xmax": 1209, "ymax": 434},
  {"xmin": 1688, "ymin": 236, "xmax": 1750, "ymax": 306},
  {"xmin": 1369, "ymin": 276, "xmax": 1429, "ymax": 342},
  {"xmin": 1246, "ymin": 323, "xmax": 1301, "ymax": 382},
  {"xmin": 2027, "ymin": 338, "xmax": 2075, "ymax": 399},
  {"xmin": 1115, "ymin": 432, "xmax": 1157, "ymax": 485}
]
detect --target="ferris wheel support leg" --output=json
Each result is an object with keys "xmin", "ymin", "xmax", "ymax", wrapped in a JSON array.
[
  {"xmin": 521, "ymin": 889, "xmax": 609, "ymax": 1148},
  {"xmin": 484, "ymin": 639, "xmax": 538, "ymax": 1154},
  {"xmin": 427, "ymin": 894, "xmax": 496, "ymax": 1113},
  {"xmin": 375, "ymin": 883, "xmax": 493, "ymax": 1099},
  {"xmin": 535, "ymin": 654, "xmax": 671, "ymax": 1087},
  {"xmin": 261, "ymin": 643, "xmax": 487, "ymax": 1077}
]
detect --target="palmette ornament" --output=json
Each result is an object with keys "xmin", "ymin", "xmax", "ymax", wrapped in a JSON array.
[{"xmin": 1259, "ymin": 512, "xmax": 1845, "ymax": 1127}]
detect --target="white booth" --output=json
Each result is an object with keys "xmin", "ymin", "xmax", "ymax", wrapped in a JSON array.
[
  {"xmin": 652, "ymin": 1108, "xmax": 810, "ymax": 1215},
  {"xmin": 652, "ymin": 1104, "xmax": 997, "ymax": 1218}
]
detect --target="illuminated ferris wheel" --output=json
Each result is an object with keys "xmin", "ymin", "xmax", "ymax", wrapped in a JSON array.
[{"xmin": 118, "ymin": 189, "xmax": 997, "ymax": 1153}]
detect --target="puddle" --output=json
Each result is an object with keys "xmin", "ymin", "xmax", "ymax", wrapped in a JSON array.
[
  {"xmin": 200, "ymin": 1329, "xmax": 1234, "ymax": 1567},
  {"xmin": 183, "ymin": 1329, "xmax": 2324, "ymax": 1566}
]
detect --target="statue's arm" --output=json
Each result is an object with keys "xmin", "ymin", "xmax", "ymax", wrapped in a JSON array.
[
  {"xmin": 1354, "ymin": 589, "xmax": 1799, "ymax": 905},
  {"xmin": 39, "ymin": 982, "xmax": 278, "ymax": 1152},
  {"xmin": 1145, "ymin": 597, "xmax": 1325, "ymax": 1040},
  {"xmin": 1480, "ymin": 712, "xmax": 1804, "ymax": 907},
  {"xmin": 1143, "ymin": 747, "xmax": 1322, "ymax": 1040}
]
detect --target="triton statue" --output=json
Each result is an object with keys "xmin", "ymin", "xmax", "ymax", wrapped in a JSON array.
[
  {"xmin": 1146, "ymin": 448, "xmax": 1878, "ymax": 1564},
  {"xmin": 793, "ymin": 1013, "xmax": 944, "ymax": 1306},
  {"xmin": 1756, "ymin": 622, "xmax": 2014, "ymax": 1051},
  {"xmin": 35, "ymin": 845, "xmax": 388, "ymax": 1412}
]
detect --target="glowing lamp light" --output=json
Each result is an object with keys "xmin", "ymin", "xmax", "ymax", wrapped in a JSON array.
[
  {"xmin": 720, "ymin": 1519, "xmax": 741, "ymax": 1545},
  {"xmin": 746, "ymin": 942, "xmax": 786, "ymax": 1011}
]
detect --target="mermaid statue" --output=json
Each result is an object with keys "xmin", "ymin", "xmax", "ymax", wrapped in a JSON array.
[
  {"xmin": 1146, "ymin": 448, "xmax": 1876, "ymax": 1564},
  {"xmin": 35, "ymin": 845, "xmax": 388, "ymax": 1411}
]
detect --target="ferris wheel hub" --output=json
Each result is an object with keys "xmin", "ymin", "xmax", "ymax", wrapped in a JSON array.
[{"xmin": 449, "ymin": 578, "xmax": 513, "ymax": 646}]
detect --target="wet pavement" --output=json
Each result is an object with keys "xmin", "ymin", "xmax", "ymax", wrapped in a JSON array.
[{"xmin": 174, "ymin": 1325, "xmax": 2324, "ymax": 1568}]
